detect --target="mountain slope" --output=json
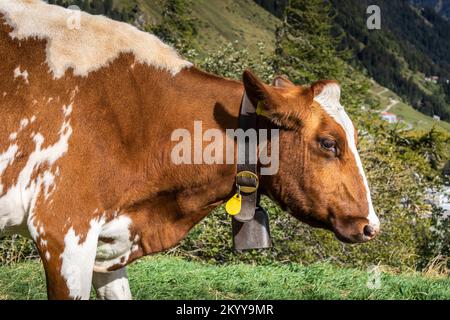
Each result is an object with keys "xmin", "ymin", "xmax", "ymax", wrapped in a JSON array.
[
  {"xmin": 411, "ymin": 0, "xmax": 450, "ymax": 20},
  {"xmin": 332, "ymin": 0, "xmax": 450, "ymax": 122},
  {"xmin": 370, "ymin": 81, "xmax": 450, "ymax": 133},
  {"xmin": 114, "ymin": 0, "xmax": 280, "ymax": 53},
  {"xmin": 252, "ymin": 0, "xmax": 450, "ymax": 123}
]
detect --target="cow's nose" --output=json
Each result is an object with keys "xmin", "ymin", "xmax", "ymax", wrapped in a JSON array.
[{"xmin": 363, "ymin": 224, "xmax": 377, "ymax": 238}]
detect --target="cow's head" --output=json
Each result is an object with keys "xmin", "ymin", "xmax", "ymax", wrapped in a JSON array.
[{"xmin": 243, "ymin": 70, "xmax": 380, "ymax": 243}]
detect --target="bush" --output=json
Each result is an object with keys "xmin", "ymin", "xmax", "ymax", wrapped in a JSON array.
[{"xmin": 0, "ymin": 235, "xmax": 38, "ymax": 265}]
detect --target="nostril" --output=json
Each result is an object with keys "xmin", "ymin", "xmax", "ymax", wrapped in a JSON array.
[{"xmin": 363, "ymin": 225, "xmax": 375, "ymax": 238}]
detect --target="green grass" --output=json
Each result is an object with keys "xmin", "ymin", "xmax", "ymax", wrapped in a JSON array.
[
  {"xmin": 190, "ymin": 0, "xmax": 278, "ymax": 53},
  {"xmin": 0, "ymin": 256, "xmax": 449, "ymax": 300},
  {"xmin": 391, "ymin": 101, "xmax": 450, "ymax": 132},
  {"xmin": 118, "ymin": 0, "xmax": 279, "ymax": 55}
]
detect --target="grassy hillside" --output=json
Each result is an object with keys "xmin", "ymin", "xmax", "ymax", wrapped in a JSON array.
[
  {"xmin": 190, "ymin": 0, "xmax": 278, "ymax": 53},
  {"xmin": 1, "ymin": 256, "xmax": 449, "ymax": 300},
  {"xmin": 115, "ymin": 0, "xmax": 279, "ymax": 53},
  {"xmin": 332, "ymin": 0, "xmax": 450, "ymax": 122},
  {"xmin": 370, "ymin": 81, "xmax": 450, "ymax": 133}
]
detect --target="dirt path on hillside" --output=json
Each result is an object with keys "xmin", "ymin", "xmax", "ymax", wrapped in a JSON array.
[{"xmin": 380, "ymin": 98, "xmax": 398, "ymax": 113}]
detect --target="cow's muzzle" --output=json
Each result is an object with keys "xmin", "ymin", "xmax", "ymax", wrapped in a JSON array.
[{"xmin": 333, "ymin": 221, "xmax": 380, "ymax": 244}]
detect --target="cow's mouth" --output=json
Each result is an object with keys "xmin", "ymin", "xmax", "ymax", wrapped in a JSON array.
[
  {"xmin": 281, "ymin": 201, "xmax": 380, "ymax": 244},
  {"xmin": 333, "ymin": 231, "xmax": 376, "ymax": 244},
  {"xmin": 327, "ymin": 210, "xmax": 380, "ymax": 244},
  {"xmin": 332, "ymin": 223, "xmax": 380, "ymax": 244}
]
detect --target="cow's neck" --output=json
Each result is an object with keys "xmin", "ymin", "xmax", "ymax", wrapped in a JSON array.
[
  {"xmin": 146, "ymin": 67, "xmax": 246, "ymax": 205},
  {"xmin": 107, "ymin": 66, "xmax": 246, "ymax": 252}
]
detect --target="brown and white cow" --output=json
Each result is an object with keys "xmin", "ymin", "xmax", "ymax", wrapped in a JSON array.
[{"xmin": 0, "ymin": 0, "xmax": 379, "ymax": 299}]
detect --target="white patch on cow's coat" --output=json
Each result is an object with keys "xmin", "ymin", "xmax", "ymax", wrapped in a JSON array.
[
  {"xmin": 63, "ymin": 103, "xmax": 72, "ymax": 117},
  {"xmin": 0, "ymin": 0, "xmax": 192, "ymax": 79},
  {"xmin": 42, "ymin": 170, "xmax": 55, "ymax": 200},
  {"xmin": 9, "ymin": 133, "xmax": 17, "ymax": 141},
  {"xmin": 92, "ymin": 267, "xmax": 132, "ymax": 300},
  {"xmin": 314, "ymin": 83, "xmax": 380, "ymax": 229},
  {"xmin": 13, "ymin": 66, "xmax": 29, "ymax": 84},
  {"xmin": 60, "ymin": 218, "xmax": 105, "ymax": 299},
  {"xmin": 8, "ymin": 116, "xmax": 37, "ymax": 142},
  {"xmin": 94, "ymin": 215, "xmax": 137, "ymax": 272},
  {"xmin": 0, "ymin": 104, "xmax": 73, "ymax": 236},
  {"xmin": 19, "ymin": 118, "xmax": 29, "ymax": 129},
  {"xmin": 0, "ymin": 144, "xmax": 19, "ymax": 195},
  {"xmin": 39, "ymin": 236, "xmax": 51, "ymax": 261}
]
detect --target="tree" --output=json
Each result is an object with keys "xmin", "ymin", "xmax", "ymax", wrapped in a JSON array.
[
  {"xmin": 274, "ymin": 0, "xmax": 348, "ymax": 83},
  {"xmin": 152, "ymin": 0, "xmax": 197, "ymax": 47}
]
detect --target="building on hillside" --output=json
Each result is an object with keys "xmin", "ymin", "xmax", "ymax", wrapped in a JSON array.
[
  {"xmin": 424, "ymin": 76, "xmax": 439, "ymax": 84},
  {"xmin": 380, "ymin": 111, "xmax": 397, "ymax": 123}
]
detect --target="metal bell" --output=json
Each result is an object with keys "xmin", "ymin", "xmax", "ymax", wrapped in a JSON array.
[{"xmin": 232, "ymin": 206, "xmax": 272, "ymax": 251}]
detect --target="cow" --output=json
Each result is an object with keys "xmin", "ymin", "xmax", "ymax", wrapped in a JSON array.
[{"xmin": 0, "ymin": 0, "xmax": 380, "ymax": 300}]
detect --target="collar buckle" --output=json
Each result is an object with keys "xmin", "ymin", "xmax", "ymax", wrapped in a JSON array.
[{"xmin": 236, "ymin": 171, "xmax": 259, "ymax": 194}]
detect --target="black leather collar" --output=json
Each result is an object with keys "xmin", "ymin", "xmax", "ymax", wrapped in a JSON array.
[{"xmin": 231, "ymin": 94, "xmax": 272, "ymax": 251}]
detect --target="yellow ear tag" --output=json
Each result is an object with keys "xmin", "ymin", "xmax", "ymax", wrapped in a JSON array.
[
  {"xmin": 225, "ymin": 193, "xmax": 242, "ymax": 216},
  {"xmin": 256, "ymin": 101, "xmax": 269, "ymax": 117}
]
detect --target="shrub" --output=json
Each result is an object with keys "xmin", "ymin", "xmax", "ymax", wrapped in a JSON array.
[{"xmin": 0, "ymin": 235, "xmax": 38, "ymax": 265}]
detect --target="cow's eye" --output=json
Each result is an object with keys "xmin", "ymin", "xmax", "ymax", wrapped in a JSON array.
[{"xmin": 320, "ymin": 138, "xmax": 337, "ymax": 154}]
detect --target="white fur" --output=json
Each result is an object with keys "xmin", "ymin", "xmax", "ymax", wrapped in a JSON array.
[
  {"xmin": 314, "ymin": 83, "xmax": 380, "ymax": 229},
  {"xmin": 42, "ymin": 170, "xmax": 55, "ymax": 200},
  {"xmin": 60, "ymin": 218, "xmax": 105, "ymax": 299},
  {"xmin": 94, "ymin": 215, "xmax": 138, "ymax": 272},
  {"xmin": 92, "ymin": 267, "xmax": 132, "ymax": 300},
  {"xmin": 14, "ymin": 66, "xmax": 29, "ymax": 84},
  {"xmin": 9, "ymin": 132, "xmax": 17, "ymax": 141},
  {"xmin": 0, "ymin": 144, "xmax": 18, "ymax": 194},
  {"xmin": 0, "ymin": 0, "xmax": 192, "ymax": 79},
  {"xmin": 0, "ymin": 104, "xmax": 73, "ymax": 237},
  {"xmin": 19, "ymin": 118, "xmax": 29, "ymax": 130}
]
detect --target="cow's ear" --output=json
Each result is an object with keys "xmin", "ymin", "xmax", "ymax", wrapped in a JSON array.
[
  {"xmin": 272, "ymin": 75, "xmax": 295, "ymax": 88},
  {"xmin": 242, "ymin": 69, "xmax": 286, "ymax": 111},
  {"xmin": 242, "ymin": 70, "xmax": 305, "ymax": 130},
  {"xmin": 242, "ymin": 69, "xmax": 272, "ymax": 107}
]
